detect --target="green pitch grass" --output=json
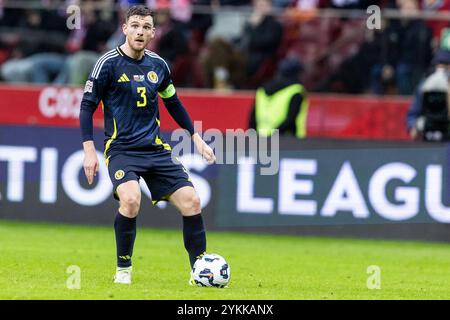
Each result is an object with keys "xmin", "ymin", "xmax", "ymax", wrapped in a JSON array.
[{"xmin": 1, "ymin": 220, "xmax": 450, "ymax": 300}]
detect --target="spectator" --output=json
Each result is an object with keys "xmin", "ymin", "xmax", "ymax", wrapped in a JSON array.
[
  {"xmin": 248, "ymin": 56, "xmax": 309, "ymax": 138},
  {"xmin": 188, "ymin": 0, "xmax": 213, "ymax": 46},
  {"xmin": 62, "ymin": 0, "xmax": 116, "ymax": 85},
  {"xmin": 316, "ymin": 28, "xmax": 381, "ymax": 94},
  {"xmin": 1, "ymin": 0, "xmax": 116, "ymax": 85},
  {"xmin": 202, "ymin": 37, "xmax": 246, "ymax": 89},
  {"xmin": 201, "ymin": 2, "xmax": 247, "ymax": 89},
  {"xmin": 0, "ymin": 3, "xmax": 68, "ymax": 83},
  {"xmin": 406, "ymin": 49, "xmax": 450, "ymax": 141},
  {"xmin": 370, "ymin": 0, "xmax": 433, "ymax": 95},
  {"xmin": 239, "ymin": 0, "xmax": 283, "ymax": 80},
  {"xmin": 146, "ymin": 0, "xmax": 193, "ymax": 24},
  {"xmin": 147, "ymin": 2, "xmax": 189, "ymax": 68}
]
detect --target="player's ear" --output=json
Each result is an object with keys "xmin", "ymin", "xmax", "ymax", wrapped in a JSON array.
[
  {"xmin": 122, "ymin": 23, "xmax": 127, "ymax": 36},
  {"xmin": 150, "ymin": 26, "xmax": 155, "ymax": 39}
]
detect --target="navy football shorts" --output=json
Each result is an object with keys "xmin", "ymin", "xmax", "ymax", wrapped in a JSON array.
[{"xmin": 106, "ymin": 149, "xmax": 193, "ymax": 204}]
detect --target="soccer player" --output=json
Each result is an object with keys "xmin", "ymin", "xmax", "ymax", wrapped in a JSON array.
[{"xmin": 79, "ymin": 5, "xmax": 215, "ymax": 285}]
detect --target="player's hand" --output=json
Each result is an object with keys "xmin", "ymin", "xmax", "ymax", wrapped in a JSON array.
[
  {"xmin": 200, "ymin": 143, "xmax": 216, "ymax": 164},
  {"xmin": 192, "ymin": 133, "xmax": 216, "ymax": 164},
  {"xmin": 82, "ymin": 141, "xmax": 99, "ymax": 185}
]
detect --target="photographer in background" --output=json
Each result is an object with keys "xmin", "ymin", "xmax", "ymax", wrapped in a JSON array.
[{"xmin": 406, "ymin": 49, "xmax": 450, "ymax": 141}]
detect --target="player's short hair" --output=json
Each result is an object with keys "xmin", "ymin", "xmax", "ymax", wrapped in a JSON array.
[{"xmin": 126, "ymin": 5, "xmax": 153, "ymax": 22}]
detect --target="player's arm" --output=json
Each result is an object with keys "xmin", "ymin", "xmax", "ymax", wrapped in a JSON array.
[
  {"xmin": 79, "ymin": 59, "xmax": 110, "ymax": 184},
  {"xmin": 160, "ymin": 83, "xmax": 216, "ymax": 164},
  {"xmin": 80, "ymin": 99, "xmax": 99, "ymax": 185}
]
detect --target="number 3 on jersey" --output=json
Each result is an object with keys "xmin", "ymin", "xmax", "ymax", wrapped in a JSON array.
[{"xmin": 137, "ymin": 87, "xmax": 147, "ymax": 107}]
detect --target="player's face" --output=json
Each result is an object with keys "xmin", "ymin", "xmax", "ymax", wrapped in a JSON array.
[{"xmin": 123, "ymin": 15, "xmax": 155, "ymax": 52}]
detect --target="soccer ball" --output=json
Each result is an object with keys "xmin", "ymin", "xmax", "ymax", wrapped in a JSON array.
[{"xmin": 192, "ymin": 253, "xmax": 230, "ymax": 288}]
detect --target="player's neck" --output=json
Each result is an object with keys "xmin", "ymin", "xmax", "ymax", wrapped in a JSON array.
[{"xmin": 120, "ymin": 43, "xmax": 144, "ymax": 60}]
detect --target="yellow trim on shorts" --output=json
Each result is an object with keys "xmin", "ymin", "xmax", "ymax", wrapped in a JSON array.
[{"xmin": 104, "ymin": 117, "xmax": 117, "ymax": 158}]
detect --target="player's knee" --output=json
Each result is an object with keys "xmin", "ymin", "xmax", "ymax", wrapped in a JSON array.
[
  {"xmin": 192, "ymin": 195, "xmax": 201, "ymax": 213},
  {"xmin": 184, "ymin": 194, "xmax": 201, "ymax": 214},
  {"xmin": 119, "ymin": 193, "xmax": 141, "ymax": 216}
]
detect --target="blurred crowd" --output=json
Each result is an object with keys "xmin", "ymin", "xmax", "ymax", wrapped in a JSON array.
[{"xmin": 0, "ymin": 0, "xmax": 449, "ymax": 95}]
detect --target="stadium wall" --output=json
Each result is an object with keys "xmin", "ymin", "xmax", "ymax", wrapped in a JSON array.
[
  {"xmin": 0, "ymin": 84, "xmax": 411, "ymax": 140},
  {"xmin": 2, "ymin": 85, "xmax": 450, "ymax": 242}
]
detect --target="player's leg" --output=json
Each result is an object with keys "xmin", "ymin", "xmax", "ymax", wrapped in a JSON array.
[
  {"xmin": 106, "ymin": 152, "xmax": 142, "ymax": 284},
  {"xmin": 114, "ymin": 180, "xmax": 141, "ymax": 273},
  {"xmin": 143, "ymin": 151, "xmax": 206, "ymax": 275},
  {"xmin": 168, "ymin": 186, "xmax": 206, "ymax": 269}
]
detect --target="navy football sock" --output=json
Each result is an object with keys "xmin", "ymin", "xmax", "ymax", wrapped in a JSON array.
[
  {"xmin": 114, "ymin": 212, "xmax": 137, "ymax": 268},
  {"xmin": 183, "ymin": 214, "xmax": 206, "ymax": 269}
]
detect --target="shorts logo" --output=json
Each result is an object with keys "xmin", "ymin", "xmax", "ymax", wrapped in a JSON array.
[
  {"xmin": 134, "ymin": 75, "xmax": 145, "ymax": 82},
  {"xmin": 147, "ymin": 71, "xmax": 158, "ymax": 83},
  {"xmin": 115, "ymin": 170, "xmax": 125, "ymax": 180},
  {"xmin": 84, "ymin": 80, "xmax": 93, "ymax": 93}
]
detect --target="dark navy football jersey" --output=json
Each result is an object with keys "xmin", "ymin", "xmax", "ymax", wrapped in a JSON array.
[{"xmin": 81, "ymin": 47, "xmax": 175, "ymax": 156}]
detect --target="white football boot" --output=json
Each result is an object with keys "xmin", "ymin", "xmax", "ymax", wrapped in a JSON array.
[{"xmin": 113, "ymin": 266, "xmax": 132, "ymax": 284}]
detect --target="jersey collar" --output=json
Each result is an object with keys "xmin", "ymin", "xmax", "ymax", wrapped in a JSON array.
[{"xmin": 116, "ymin": 46, "xmax": 145, "ymax": 64}]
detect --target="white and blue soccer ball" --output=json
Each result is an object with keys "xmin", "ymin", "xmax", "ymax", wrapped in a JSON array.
[{"xmin": 192, "ymin": 253, "xmax": 230, "ymax": 288}]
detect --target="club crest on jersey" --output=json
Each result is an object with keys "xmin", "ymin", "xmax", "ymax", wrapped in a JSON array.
[
  {"xmin": 134, "ymin": 75, "xmax": 145, "ymax": 82},
  {"xmin": 115, "ymin": 170, "xmax": 125, "ymax": 180},
  {"xmin": 147, "ymin": 71, "xmax": 158, "ymax": 83},
  {"xmin": 84, "ymin": 80, "xmax": 93, "ymax": 93}
]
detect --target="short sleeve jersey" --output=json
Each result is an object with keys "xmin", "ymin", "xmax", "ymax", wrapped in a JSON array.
[{"xmin": 81, "ymin": 47, "xmax": 176, "ymax": 155}]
